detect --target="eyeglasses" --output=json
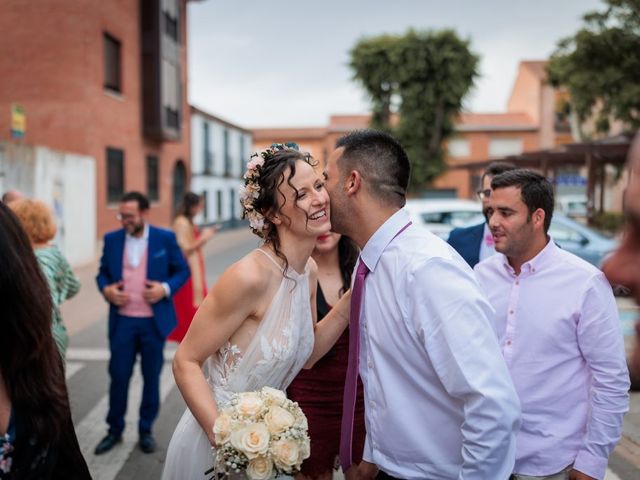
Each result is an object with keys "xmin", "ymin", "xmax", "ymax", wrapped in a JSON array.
[
  {"xmin": 476, "ymin": 188, "xmax": 492, "ymax": 200},
  {"xmin": 116, "ymin": 213, "xmax": 136, "ymax": 221}
]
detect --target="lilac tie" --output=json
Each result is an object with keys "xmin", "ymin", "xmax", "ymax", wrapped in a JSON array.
[{"xmin": 339, "ymin": 258, "xmax": 369, "ymax": 471}]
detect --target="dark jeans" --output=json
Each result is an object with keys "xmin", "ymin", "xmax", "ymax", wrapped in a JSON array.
[{"xmin": 107, "ymin": 315, "xmax": 165, "ymax": 435}]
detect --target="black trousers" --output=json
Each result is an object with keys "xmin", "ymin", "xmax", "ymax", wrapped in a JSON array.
[{"xmin": 377, "ymin": 471, "xmax": 405, "ymax": 480}]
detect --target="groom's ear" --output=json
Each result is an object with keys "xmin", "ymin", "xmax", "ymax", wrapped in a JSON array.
[{"xmin": 345, "ymin": 170, "xmax": 361, "ymax": 197}]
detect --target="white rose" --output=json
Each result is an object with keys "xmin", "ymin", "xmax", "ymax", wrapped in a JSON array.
[
  {"xmin": 264, "ymin": 406, "xmax": 295, "ymax": 435},
  {"xmin": 235, "ymin": 392, "xmax": 265, "ymax": 417},
  {"xmin": 293, "ymin": 410, "xmax": 308, "ymax": 431},
  {"xmin": 271, "ymin": 438, "xmax": 300, "ymax": 471},
  {"xmin": 297, "ymin": 436, "xmax": 311, "ymax": 467},
  {"xmin": 213, "ymin": 412, "xmax": 233, "ymax": 445},
  {"xmin": 230, "ymin": 423, "xmax": 270, "ymax": 459},
  {"xmin": 246, "ymin": 455, "xmax": 274, "ymax": 480},
  {"xmin": 261, "ymin": 386, "xmax": 287, "ymax": 406}
]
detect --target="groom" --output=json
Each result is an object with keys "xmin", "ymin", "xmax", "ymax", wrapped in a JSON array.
[{"xmin": 324, "ymin": 130, "xmax": 521, "ymax": 480}]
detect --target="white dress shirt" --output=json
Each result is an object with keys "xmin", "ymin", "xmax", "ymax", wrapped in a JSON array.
[
  {"xmin": 125, "ymin": 223, "xmax": 150, "ymax": 267},
  {"xmin": 474, "ymin": 240, "xmax": 629, "ymax": 479},
  {"xmin": 358, "ymin": 209, "xmax": 521, "ymax": 480}
]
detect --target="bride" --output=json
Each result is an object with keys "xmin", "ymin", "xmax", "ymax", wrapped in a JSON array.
[{"xmin": 162, "ymin": 144, "xmax": 351, "ymax": 479}]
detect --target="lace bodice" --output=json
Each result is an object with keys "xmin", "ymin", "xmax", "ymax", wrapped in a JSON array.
[{"xmin": 206, "ymin": 251, "xmax": 315, "ymax": 407}]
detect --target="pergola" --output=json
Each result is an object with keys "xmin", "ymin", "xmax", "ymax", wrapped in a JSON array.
[{"xmin": 450, "ymin": 134, "xmax": 632, "ymax": 219}]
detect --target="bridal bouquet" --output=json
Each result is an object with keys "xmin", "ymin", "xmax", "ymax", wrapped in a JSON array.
[{"xmin": 207, "ymin": 386, "xmax": 310, "ymax": 479}]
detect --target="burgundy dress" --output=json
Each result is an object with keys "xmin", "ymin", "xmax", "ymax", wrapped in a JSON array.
[{"xmin": 287, "ymin": 284, "xmax": 366, "ymax": 477}]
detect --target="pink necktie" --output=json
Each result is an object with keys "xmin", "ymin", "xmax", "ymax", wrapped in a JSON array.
[{"xmin": 339, "ymin": 258, "xmax": 369, "ymax": 471}]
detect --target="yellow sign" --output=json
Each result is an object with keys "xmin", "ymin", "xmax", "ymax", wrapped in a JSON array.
[{"xmin": 11, "ymin": 104, "xmax": 26, "ymax": 138}]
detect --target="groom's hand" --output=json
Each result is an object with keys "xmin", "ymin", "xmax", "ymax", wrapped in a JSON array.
[{"xmin": 345, "ymin": 461, "xmax": 379, "ymax": 480}]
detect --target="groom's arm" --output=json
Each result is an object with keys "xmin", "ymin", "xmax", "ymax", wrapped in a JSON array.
[{"xmin": 407, "ymin": 257, "xmax": 521, "ymax": 480}]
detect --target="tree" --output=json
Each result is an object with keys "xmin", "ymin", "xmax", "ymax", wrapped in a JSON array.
[
  {"xmin": 547, "ymin": 0, "xmax": 640, "ymax": 135},
  {"xmin": 349, "ymin": 29, "xmax": 479, "ymax": 188}
]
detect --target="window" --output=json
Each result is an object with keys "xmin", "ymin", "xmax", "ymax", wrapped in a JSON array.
[
  {"xmin": 548, "ymin": 222, "xmax": 586, "ymax": 244},
  {"xmin": 162, "ymin": 59, "xmax": 180, "ymax": 129},
  {"xmin": 216, "ymin": 190, "xmax": 223, "ymax": 220},
  {"xmin": 223, "ymin": 129, "xmax": 231, "ymax": 176},
  {"xmin": 203, "ymin": 122, "xmax": 212, "ymax": 174},
  {"xmin": 146, "ymin": 155, "xmax": 159, "ymax": 201},
  {"xmin": 103, "ymin": 33, "xmax": 121, "ymax": 93},
  {"xmin": 489, "ymin": 138, "xmax": 523, "ymax": 157},
  {"xmin": 106, "ymin": 148, "xmax": 124, "ymax": 203},
  {"xmin": 201, "ymin": 190, "xmax": 208, "ymax": 221},
  {"xmin": 447, "ymin": 138, "xmax": 470, "ymax": 158},
  {"xmin": 162, "ymin": 0, "xmax": 179, "ymax": 43},
  {"xmin": 239, "ymin": 135, "xmax": 246, "ymax": 172}
]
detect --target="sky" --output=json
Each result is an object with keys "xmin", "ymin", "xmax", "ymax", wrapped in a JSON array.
[{"xmin": 187, "ymin": 0, "xmax": 603, "ymax": 128}]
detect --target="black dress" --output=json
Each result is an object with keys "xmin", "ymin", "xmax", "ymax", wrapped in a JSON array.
[{"xmin": 1, "ymin": 407, "xmax": 91, "ymax": 480}]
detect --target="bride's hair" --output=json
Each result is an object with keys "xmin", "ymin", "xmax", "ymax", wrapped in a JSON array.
[{"xmin": 242, "ymin": 144, "xmax": 317, "ymax": 273}]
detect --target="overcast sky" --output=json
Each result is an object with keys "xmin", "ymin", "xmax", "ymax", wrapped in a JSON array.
[{"xmin": 187, "ymin": 0, "xmax": 602, "ymax": 128}]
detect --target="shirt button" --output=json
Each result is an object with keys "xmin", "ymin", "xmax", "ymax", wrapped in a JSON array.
[
  {"xmin": 509, "ymin": 310, "xmax": 514, "ymax": 315},
  {"xmin": 515, "ymin": 280, "xmax": 519, "ymax": 285},
  {"xmin": 506, "ymin": 340, "xmax": 512, "ymax": 346},
  {"xmin": 368, "ymin": 362, "xmax": 373, "ymax": 369}
]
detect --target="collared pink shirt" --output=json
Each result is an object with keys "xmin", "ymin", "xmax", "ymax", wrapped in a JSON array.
[{"xmin": 475, "ymin": 240, "xmax": 629, "ymax": 479}]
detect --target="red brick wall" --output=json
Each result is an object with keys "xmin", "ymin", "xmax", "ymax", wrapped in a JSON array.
[{"xmin": 0, "ymin": 0, "xmax": 191, "ymax": 238}]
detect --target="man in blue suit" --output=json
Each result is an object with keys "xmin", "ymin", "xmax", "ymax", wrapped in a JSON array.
[
  {"xmin": 448, "ymin": 162, "xmax": 516, "ymax": 267},
  {"xmin": 95, "ymin": 191, "xmax": 189, "ymax": 455}
]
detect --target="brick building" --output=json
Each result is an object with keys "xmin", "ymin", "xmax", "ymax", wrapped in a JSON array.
[{"xmin": 0, "ymin": 0, "xmax": 193, "ymax": 261}]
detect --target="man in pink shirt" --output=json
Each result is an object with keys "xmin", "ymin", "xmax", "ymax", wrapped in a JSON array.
[{"xmin": 475, "ymin": 170, "xmax": 629, "ymax": 480}]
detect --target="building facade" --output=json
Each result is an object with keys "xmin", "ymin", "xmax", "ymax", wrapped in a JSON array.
[
  {"xmin": 252, "ymin": 61, "xmax": 571, "ymax": 200},
  {"xmin": 190, "ymin": 107, "xmax": 252, "ymax": 226},
  {"xmin": 0, "ymin": 0, "xmax": 193, "ymax": 263}
]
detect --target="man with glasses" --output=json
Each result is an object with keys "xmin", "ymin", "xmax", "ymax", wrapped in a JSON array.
[
  {"xmin": 448, "ymin": 162, "xmax": 516, "ymax": 267},
  {"xmin": 95, "ymin": 191, "xmax": 189, "ymax": 455}
]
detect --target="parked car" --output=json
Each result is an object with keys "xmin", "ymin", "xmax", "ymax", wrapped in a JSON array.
[
  {"xmin": 405, "ymin": 199, "xmax": 617, "ymax": 267},
  {"xmin": 548, "ymin": 214, "xmax": 617, "ymax": 267},
  {"xmin": 556, "ymin": 194, "xmax": 588, "ymax": 219},
  {"xmin": 404, "ymin": 199, "xmax": 484, "ymax": 240}
]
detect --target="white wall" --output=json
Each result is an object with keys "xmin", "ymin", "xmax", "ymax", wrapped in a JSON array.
[{"xmin": 1, "ymin": 142, "xmax": 96, "ymax": 266}]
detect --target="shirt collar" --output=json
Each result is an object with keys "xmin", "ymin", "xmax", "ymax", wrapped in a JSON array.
[
  {"xmin": 360, "ymin": 209, "xmax": 410, "ymax": 273},
  {"xmin": 126, "ymin": 223, "xmax": 149, "ymax": 242},
  {"xmin": 501, "ymin": 236, "xmax": 556, "ymax": 276}
]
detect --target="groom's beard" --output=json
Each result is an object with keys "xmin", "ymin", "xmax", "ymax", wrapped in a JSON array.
[{"xmin": 328, "ymin": 197, "xmax": 350, "ymax": 237}]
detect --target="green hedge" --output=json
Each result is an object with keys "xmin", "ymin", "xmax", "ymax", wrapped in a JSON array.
[{"xmin": 591, "ymin": 212, "xmax": 625, "ymax": 233}]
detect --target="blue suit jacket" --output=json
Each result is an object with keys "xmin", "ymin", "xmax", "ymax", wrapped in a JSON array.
[
  {"xmin": 447, "ymin": 222, "xmax": 485, "ymax": 268},
  {"xmin": 96, "ymin": 225, "xmax": 190, "ymax": 338}
]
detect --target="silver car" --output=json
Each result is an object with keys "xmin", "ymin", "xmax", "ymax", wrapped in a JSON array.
[{"xmin": 548, "ymin": 214, "xmax": 618, "ymax": 268}]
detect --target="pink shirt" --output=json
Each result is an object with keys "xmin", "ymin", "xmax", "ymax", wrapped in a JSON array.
[
  {"xmin": 475, "ymin": 240, "xmax": 629, "ymax": 479},
  {"xmin": 119, "ymin": 242, "xmax": 153, "ymax": 318}
]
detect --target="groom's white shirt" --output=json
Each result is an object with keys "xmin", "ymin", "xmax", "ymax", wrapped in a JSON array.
[{"xmin": 357, "ymin": 208, "xmax": 520, "ymax": 480}]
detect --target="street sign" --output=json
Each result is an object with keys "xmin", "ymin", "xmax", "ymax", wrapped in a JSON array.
[{"xmin": 11, "ymin": 104, "xmax": 26, "ymax": 139}]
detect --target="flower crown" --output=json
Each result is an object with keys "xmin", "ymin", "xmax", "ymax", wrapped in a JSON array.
[{"xmin": 240, "ymin": 142, "xmax": 300, "ymax": 237}]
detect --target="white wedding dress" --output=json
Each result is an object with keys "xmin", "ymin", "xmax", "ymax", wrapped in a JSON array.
[{"xmin": 162, "ymin": 250, "xmax": 315, "ymax": 479}]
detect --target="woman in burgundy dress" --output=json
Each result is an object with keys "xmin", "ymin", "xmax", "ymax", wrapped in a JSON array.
[
  {"xmin": 287, "ymin": 232, "xmax": 366, "ymax": 480},
  {"xmin": 169, "ymin": 192, "xmax": 216, "ymax": 342}
]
